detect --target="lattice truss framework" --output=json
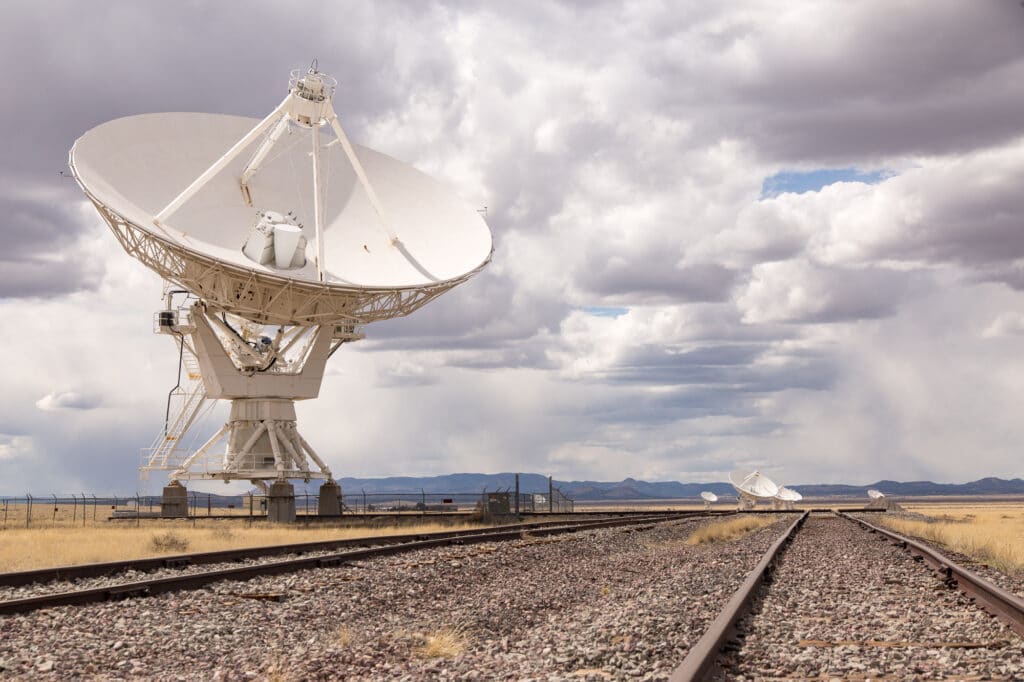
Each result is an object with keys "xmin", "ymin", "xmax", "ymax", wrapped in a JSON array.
[{"xmin": 89, "ymin": 197, "xmax": 484, "ymax": 327}]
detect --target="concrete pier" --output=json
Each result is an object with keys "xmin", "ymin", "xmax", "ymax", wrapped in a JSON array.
[
  {"xmin": 267, "ymin": 480, "xmax": 296, "ymax": 522},
  {"xmin": 161, "ymin": 481, "xmax": 189, "ymax": 518},
  {"xmin": 317, "ymin": 480, "xmax": 342, "ymax": 516}
]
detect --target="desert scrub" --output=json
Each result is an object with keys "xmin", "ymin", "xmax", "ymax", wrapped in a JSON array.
[
  {"xmin": 417, "ymin": 626, "xmax": 470, "ymax": 659},
  {"xmin": 149, "ymin": 531, "xmax": 189, "ymax": 552},
  {"xmin": 335, "ymin": 626, "xmax": 353, "ymax": 647},
  {"xmin": 686, "ymin": 515, "xmax": 777, "ymax": 545}
]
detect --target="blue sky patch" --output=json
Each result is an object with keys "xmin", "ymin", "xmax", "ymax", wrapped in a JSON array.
[
  {"xmin": 761, "ymin": 168, "xmax": 891, "ymax": 198},
  {"xmin": 583, "ymin": 306, "xmax": 629, "ymax": 318}
]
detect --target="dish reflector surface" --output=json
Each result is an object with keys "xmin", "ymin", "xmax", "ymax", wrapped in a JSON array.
[
  {"xmin": 775, "ymin": 486, "xmax": 802, "ymax": 502},
  {"xmin": 71, "ymin": 112, "xmax": 491, "ymax": 294},
  {"xmin": 867, "ymin": 489, "xmax": 885, "ymax": 499},
  {"xmin": 729, "ymin": 470, "xmax": 780, "ymax": 498},
  {"xmin": 700, "ymin": 491, "xmax": 718, "ymax": 502}
]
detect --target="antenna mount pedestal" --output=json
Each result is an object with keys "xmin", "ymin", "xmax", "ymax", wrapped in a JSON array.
[{"xmin": 167, "ymin": 303, "xmax": 346, "ymax": 485}]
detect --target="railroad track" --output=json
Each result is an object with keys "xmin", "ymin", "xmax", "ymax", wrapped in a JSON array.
[
  {"xmin": 0, "ymin": 510, "xmax": 798, "ymax": 679},
  {"xmin": 10, "ymin": 508, "xmax": 1013, "ymax": 679},
  {"xmin": 0, "ymin": 513, "xmax": 690, "ymax": 616},
  {"xmin": 671, "ymin": 511, "xmax": 1024, "ymax": 681}
]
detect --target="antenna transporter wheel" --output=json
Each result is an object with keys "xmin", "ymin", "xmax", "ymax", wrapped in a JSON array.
[{"xmin": 70, "ymin": 66, "xmax": 493, "ymax": 497}]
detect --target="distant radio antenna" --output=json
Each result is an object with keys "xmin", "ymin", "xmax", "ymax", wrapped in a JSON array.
[
  {"xmin": 729, "ymin": 470, "xmax": 780, "ymax": 510},
  {"xmin": 774, "ymin": 486, "xmax": 802, "ymax": 510}
]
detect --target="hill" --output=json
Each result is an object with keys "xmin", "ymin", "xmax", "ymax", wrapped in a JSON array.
[{"xmin": 330, "ymin": 473, "xmax": 1024, "ymax": 500}]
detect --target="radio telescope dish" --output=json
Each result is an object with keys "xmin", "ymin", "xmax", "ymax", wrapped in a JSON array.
[
  {"xmin": 774, "ymin": 486, "xmax": 802, "ymax": 510},
  {"xmin": 729, "ymin": 470, "xmax": 779, "ymax": 510},
  {"xmin": 776, "ymin": 487, "xmax": 801, "ymax": 502},
  {"xmin": 867, "ymin": 489, "xmax": 885, "ymax": 499},
  {"xmin": 70, "ymin": 77, "xmax": 491, "ymax": 326},
  {"xmin": 700, "ymin": 491, "xmax": 718, "ymax": 510},
  {"xmin": 69, "ymin": 65, "xmax": 492, "ymax": 520}
]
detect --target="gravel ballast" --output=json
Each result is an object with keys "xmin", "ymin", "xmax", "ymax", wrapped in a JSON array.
[
  {"xmin": 717, "ymin": 514, "xmax": 1024, "ymax": 680},
  {"xmin": 0, "ymin": 515, "xmax": 794, "ymax": 680},
  {"xmin": 851, "ymin": 511, "xmax": 1024, "ymax": 601}
]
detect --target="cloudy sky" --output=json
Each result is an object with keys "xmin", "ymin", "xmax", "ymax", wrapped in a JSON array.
[{"xmin": 2, "ymin": 1, "xmax": 1024, "ymax": 494}]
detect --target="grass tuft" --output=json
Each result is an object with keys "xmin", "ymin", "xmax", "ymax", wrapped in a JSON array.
[
  {"xmin": 417, "ymin": 626, "xmax": 470, "ymax": 659},
  {"xmin": 149, "ymin": 531, "xmax": 189, "ymax": 552},
  {"xmin": 686, "ymin": 515, "xmax": 776, "ymax": 545},
  {"xmin": 210, "ymin": 525, "xmax": 234, "ymax": 540},
  {"xmin": 336, "ymin": 626, "xmax": 353, "ymax": 647}
]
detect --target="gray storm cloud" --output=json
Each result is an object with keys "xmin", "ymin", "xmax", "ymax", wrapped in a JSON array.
[{"xmin": 1, "ymin": 1, "xmax": 1023, "ymax": 492}]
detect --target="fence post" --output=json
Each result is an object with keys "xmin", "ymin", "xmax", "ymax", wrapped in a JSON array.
[
  {"xmin": 135, "ymin": 494, "xmax": 141, "ymax": 527},
  {"xmin": 91, "ymin": 494, "xmax": 97, "ymax": 522},
  {"xmin": 548, "ymin": 476, "xmax": 553, "ymax": 513},
  {"xmin": 26, "ymin": 493, "xmax": 32, "ymax": 528},
  {"xmin": 362, "ymin": 489, "xmax": 366, "ymax": 514},
  {"xmin": 422, "ymin": 489, "xmax": 426, "ymax": 515},
  {"xmin": 515, "ymin": 474, "xmax": 520, "ymax": 515}
]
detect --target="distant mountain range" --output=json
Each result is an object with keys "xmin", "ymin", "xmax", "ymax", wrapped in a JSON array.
[{"xmin": 334, "ymin": 473, "xmax": 1024, "ymax": 500}]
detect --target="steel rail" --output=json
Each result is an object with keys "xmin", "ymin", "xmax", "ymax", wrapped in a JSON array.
[
  {"xmin": 839, "ymin": 511, "xmax": 1024, "ymax": 637},
  {"xmin": 0, "ymin": 515, "xmax": 693, "ymax": 589},
  {"xmin": 670, "ymin": 511, "xmax": 809, "ymax": 682},
  {"xmin": 520, "ymin": 510, "xmax": 737, "ymax": 518},
  {"xmin": 0, "ymin": 514, "xmax": 683, "ymax": 616}
]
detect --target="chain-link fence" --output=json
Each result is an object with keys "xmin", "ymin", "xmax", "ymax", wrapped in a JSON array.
[{"xmin": 1, "ymin": 484, "xmax": 575, "ymax": 528}]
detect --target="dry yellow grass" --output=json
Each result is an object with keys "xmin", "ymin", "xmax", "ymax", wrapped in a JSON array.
[
  {"xmin": 0, "ymin": 520, "xmax": 487, "ymax": 573},
  {"xmin": 0, "ymin": 501, "xmax": 311, "ymax": 528},
  {"xmin": 0, "ymin": 502, "xmax": 112, "ymax": 528},
  {"xmin": 874, "ymin": 503, "xmax": 1024, "ymax": 575},
  {"xmin": 686, "ymin": 515, "xmax": 777, "ymax": 545},
  {"xmin": 335, "ymin": 626, "xmax": 353, "ymax": 647},
  {"xmin": 417, "ymin": 627, "xmax": 470, "ymax": 659}
]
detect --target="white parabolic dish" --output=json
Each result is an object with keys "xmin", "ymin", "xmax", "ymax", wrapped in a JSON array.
[
  {"xmin": 70, "ymin": 112, "xmax": 493, "ymax": 326},
  {"xmin": 867, "ymin": 489, "xmax": 885, "ymax": 499},
  {"xmin": 729, "ymin": 470, "xmax": 780, "ymax": 499},
  {"xmin": 775, "ymin": 486, "xmax": 802, "ymax": 502},
  {"xmin": 700, "ymin": 491, "xmax": 718, "ymax": 502}
]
